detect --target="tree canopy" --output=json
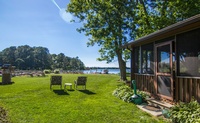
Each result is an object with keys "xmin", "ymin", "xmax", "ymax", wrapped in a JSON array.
[
  {"xmin": 68, "ymin": 0, "xmax": 136, "ymax": 80},
  {"xmin": 67, "ymin": 0, "xmax": 200, "ymax": 80},
  {"xmin": 0, "ymin": 45, "xmax": 85, "ymax": 70}
]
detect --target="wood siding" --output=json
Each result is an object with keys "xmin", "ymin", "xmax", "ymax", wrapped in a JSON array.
[
  {"xmin": 135, "ymin": 74, "xmax": 200, "ymax": 103},
  {"xmin": 135, "ymin": 74, "xmax": 155, "ymax": 94},
  {"xmin": 175, "ymin": 76, "xmax": 200, "ymax": 103}
]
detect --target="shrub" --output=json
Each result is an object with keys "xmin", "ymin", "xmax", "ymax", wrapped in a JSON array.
[
  {"xmin": 113, "ymin": 85, "xmax": 151, "ymax": 103},
  {"xmin": 169, "ymin": 99, "xmax": 200, "ymax": 123},
  {"xmin": 113, "ymin": 85, "xmax": 133, "ymax": 102},
  {"xmin": 137, "ymin": 91, "xmax": 150, "ymax": 100},
  {"xmin": 0, "ymin": 106, "xmax": 9, "ymax": 123},
  {"xmin": 43, "ymin": 69, "xmax": 51, "ymax": 74},
  {"xmin": 54, "ymin": 69, "xmax": 60, "ymax": 74}
]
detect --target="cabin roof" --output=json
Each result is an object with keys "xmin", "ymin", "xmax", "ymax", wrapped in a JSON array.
[{"xmin": 124, "ymin": 14, "xmax": 200, "ymax": 48}]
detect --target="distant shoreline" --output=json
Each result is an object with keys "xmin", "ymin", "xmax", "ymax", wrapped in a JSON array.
[{"xmin": 85, "ymin": 67, "xmax": 130, "ymax": 70}]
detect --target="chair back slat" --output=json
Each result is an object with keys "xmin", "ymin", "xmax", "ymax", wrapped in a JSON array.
[
  {"xmin": 77, "ymin": 76, "xmax": 87, "ymax": 85},
  {"xmin": 50, "ymin": 76, "xmax": 62, "ymax": 89},
  {"xmin": 74, "ymin": 76, "xmax": 87, "ymax": 89},
  {"xmin": 51, "ymin": 76, "xmax": 62, "ymax": 85}
]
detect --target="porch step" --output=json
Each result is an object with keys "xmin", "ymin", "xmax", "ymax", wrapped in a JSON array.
[
  {"xmin": 146, "ymin": 98, "xmax": 173, "ymax": 109},
  {"xmin": 136, "ymin": 104, "xmax": 163, "ymax": 117}
]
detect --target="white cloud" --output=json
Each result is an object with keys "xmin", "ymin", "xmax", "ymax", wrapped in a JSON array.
[{"xmin": 59, "ymin": 8, "xmax": 73, "ymax": 23}]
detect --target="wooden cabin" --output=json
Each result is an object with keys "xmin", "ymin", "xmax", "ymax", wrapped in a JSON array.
[{"xmin": 124, "ymin": 14, "xmax": 200, "ymax": 103}]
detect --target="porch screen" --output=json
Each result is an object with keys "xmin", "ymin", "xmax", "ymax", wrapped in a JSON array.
[
  {"xmin": 134, "ymin": 47, "xmax": 140, "ymax": 73},
  {"xmin": 141, "ymin": 43, "xmax": 154, "ymax": 74},
  {"xmin": 157, "ymin": 76, "xmax": 171, "ymax": 97},
  {"xmin": 177, "ymin": 28, "xmax": 200, "ymax": 77}
]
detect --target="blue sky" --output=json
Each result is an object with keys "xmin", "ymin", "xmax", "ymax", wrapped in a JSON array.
[{"xmin": 0, "ymin": 0, "xmax": 124, "ymax": 67}]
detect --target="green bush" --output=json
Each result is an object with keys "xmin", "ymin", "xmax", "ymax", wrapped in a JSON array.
[
  {"xmin": 169, "ymin": 99, "xmax": 200, "ymax": 123},
  {"xmin": 54, "ymin": 69, "xmax": 60, "ymax": 74},
  {"xmin": 113, "ymin": 85, "xmax": 134, "ymax": 102},
  {"xmin": 113, "ymin": 85, "xmax": 151, "ymax": 103},
  {"xmin": 43, "ymin": 69, "xmax": 51, "ymax": 74},
  {"xmin": 0, "ymin": 106, "xmax": 9, "ymax": 123},
  {"xmin": 137, "ymin": 91, "xmax": 150, "ymax": 100}
]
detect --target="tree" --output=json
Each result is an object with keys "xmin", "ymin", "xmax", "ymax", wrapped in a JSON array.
[
  {"xmin": 135, "ymin": 0, "xmax": 200, "ymax": 38},
  {"xmin": 0, "ymin": 45, "xmax": 86, "ymax": 70},
  {"xmin": 0, "ymin": 52, "xmax": 3, "ymax": 65},
  {"xmin": 67, "ymin": 0, "xmax": 136, "ymax": 80},
  {"xmin": 15, "ymin": 45, "xmax": 34, "ymax": 70},
  {"xmin": 15, "ymin": 58, "xmax": 24, "ymax": 69},
  {"xmin": 33, "ymin": 47, "xmax": 52, "ymax": 69},
  {"xmin": 67, "ymin": 0, "xmax": 200, "ymax": 80},
  {"xmin": 1, "ymin": 46, "xmax": 16, "ymax": 65},
  {"xmin": 49, "ymin": 53, "xmax": 85, "ymax": 70},
  {"xmin": 70, "ymin": 56, "xmax": 85, "ymax": 70},
  {"xmin": 65, "ymin": 56, "xmax": 72, "ymax": 70},
  {"xmin": 56, "ymin": 53, "xmax": 66, "ymax": 69}
]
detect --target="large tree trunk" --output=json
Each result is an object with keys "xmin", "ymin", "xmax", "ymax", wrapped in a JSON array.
[{"xmin": 117, "ymin": 50, "xmax": 127, "ymax": 81}]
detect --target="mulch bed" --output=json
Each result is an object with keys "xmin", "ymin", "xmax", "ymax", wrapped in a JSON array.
[{"xmin": 0, "ymin": 106, "xmax": 9, "ymax": 123}]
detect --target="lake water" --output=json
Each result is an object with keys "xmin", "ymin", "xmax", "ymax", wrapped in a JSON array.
[{"xmin": 83, "ymin": 69, "xmax": 130, "ymax": 74}]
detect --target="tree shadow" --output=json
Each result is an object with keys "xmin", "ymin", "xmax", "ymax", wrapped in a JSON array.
[
  {"xmin": 78, "ymin": 90, "xmax": 96, "ymax": 95},
  {"xmin": 53, "ymin": 89, "xmax": 69, "ymax": 95},
  {"xmin": 0, "ymin": 82, "xmax": 15, "ymax": 86}
]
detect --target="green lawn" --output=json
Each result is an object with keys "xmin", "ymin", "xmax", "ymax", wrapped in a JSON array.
[{"xmin": 0, "ymin": 74, "xmax": 167, "ymax": 123}]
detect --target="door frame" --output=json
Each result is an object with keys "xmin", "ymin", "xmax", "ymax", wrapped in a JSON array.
[{"xmin": 154, "ymin": 41, "xmax": 174, "ymax": 100}]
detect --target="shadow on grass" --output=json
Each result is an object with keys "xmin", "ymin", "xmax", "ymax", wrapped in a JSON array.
[
  {"xmin": 67, "ymin": 89, "xmax": 75, "ymax": 92},
  {"xmin": 79, "ymin": 90, "xmax": 96, "ymax": 95},
  {"xmin": 53, "ymin": 90, "xmax": 69, "ymax": 95},
  {"xmin": 0, "ymin": 82, "xmax": 15, "ymax": 85}
]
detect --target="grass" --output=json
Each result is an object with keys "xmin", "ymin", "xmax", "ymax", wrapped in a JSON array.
[{"xmin": 0, "ymin": 74, "xmax": 167, "ymax": 123}]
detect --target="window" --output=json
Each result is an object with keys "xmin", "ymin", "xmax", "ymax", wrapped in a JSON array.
[
  {"xmin": 177, "ymin": 28, "xmax": 200, "ymax": 77},
  {"xmin": 141, "ymin": 43, "xmax": 154, "ymax": 74},
  {"xmin": 157, "ymin": 44, "xmax": 170, "ymax": 73}
]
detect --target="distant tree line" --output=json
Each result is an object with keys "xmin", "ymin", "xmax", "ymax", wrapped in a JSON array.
[{"xmin": 0, "ymin": 45, "xmax": 85, "ymax": 70}]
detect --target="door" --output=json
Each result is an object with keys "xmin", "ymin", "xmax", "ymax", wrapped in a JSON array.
[{"xmin": 155, "ymin": 42, "xmax": 173, "ymax": 100}]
